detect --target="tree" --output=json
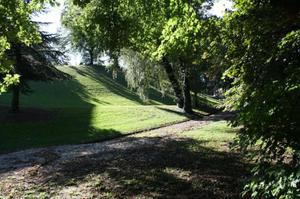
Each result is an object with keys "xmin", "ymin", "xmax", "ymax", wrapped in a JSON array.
[
  {"xmin": 121, "ymin": 49, "xmax": 175, "ymax": 102},
  {"xmin": 62, "ymin": 1, "xmax": 102, "ymax": 65},
  {"xmin": 220, "ymin": 0, "xmax": 300, "ymax": 198},
  {"xmin": 67, "ymin": 0, "xmax": 220, "ymax": 113},
  {"xmin": 7, "ymin": 32, "xmax": 68, "ymax": 112},
  {"xmin": 0, "ymin": 0, "xmax": 57, "ymax": 93},
  {"xmin": 0, "ymin": 0, "xmax": 68, "ymax": 112}
]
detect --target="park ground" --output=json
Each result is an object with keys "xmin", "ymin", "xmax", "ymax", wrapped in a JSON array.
[
  {"xmin": 0, "ymin": 66, "xmax": 249, "ymax": 198},
  {"xmin": 0, "ymin": 115, "xmax": 250, "ymax": 199}
]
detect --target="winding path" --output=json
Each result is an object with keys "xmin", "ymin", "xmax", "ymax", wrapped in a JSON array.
[
  {"xmin": 0, "ymin": 112, "xmax": 242, "ymax": 199},
  {"xmin": 0, "ymin": 113, "xmax": 231, "ymax": 173}
]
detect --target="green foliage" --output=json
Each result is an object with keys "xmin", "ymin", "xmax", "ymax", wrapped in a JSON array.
[
  {"xmin": 62, "ymin": 0, "xmax": 102, "ymax": 64},
  {"xmin": 121, "ymin": 50, "xmax": 153, "ymax": 101},
  {"xmin": 0, "ymin": 0, "xmax": 56, "ymax": 93},
  {"xmin": 221, "ymin": 0, "xmax": 300, "ymax": 198},
  {"xmin": 121, "ymin": 49, "xmax": 172, "ymax": 101},
  {"xmin": 63, "ymin": 0, "xmax": 230, "ymax": 114},
  {"xmin": 0, "ymin": 74, "xmax": 20, "ymax": 93}
]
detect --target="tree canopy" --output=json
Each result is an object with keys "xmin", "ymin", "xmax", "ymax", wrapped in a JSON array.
[
  {"xmin": 0, "ymin": 0, "xmax": 56, "ymax": 92},
  {"xmin": 221, "ymin": 0, "xmax": 300, "ymax": 198},
  {"xmin": 63, "ymin": 0, "xmax": 220, "ymax": 113}
]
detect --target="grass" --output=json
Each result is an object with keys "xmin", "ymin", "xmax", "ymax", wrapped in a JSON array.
[
  {"xmin": 0, "ymin": 121, "xmax": 249, "ymax": 198},
  {"xmin": 0, "ymin": 65, "xmax": 218, "ymax": 153},
  {"xmin": 183, "ymin": 121, "xmax": 237, "ymax": 150}
]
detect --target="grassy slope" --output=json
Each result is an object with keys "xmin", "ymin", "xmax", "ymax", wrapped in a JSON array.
[{"xmin": 0, "ymin": 66, "xmax": 217, "ymax": 152}]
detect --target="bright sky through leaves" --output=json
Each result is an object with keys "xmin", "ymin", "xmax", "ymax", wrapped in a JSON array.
[{"xmin": 34, "ymin": 0, "xmax": 232, "ymax": 65}]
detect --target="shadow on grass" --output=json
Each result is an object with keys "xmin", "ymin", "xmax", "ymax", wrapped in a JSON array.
[
  {"xmin": 70, "ymin": 66, "xmax": 146, "ymax": 105},
  {"xmin": 32, "ymin": 136, "xmax": 250, "ymax": 199},
  {"xmin": 157, "ymin": 106, "xmax": 234, "ymax": 123},
  {"xmin": 195, "ymin": 103, "xmax": 221, "ymax": 114},
  {"xmin": 156, "ymin": 106, "xmax": 204, "ymax": 119},
  {"xmin": 0, "ymin": 69, "xmax": 124, "ymax": 153},
  {"xmin": 72, "ymin": 66, "xmax": 177, "ymax": 105},
  {"xmin": 0, "ymin": 66, "xmax": 183, "ymax": 153}
]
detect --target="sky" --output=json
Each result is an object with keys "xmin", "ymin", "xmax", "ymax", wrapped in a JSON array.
[
  {"xmin": 32, "ymin": 0, "xmax": 65, "ymax": 34},
  {"xmin": 33, "ymin": 0, "xmax": 233, "ymax": 65},
  {"xmin": 209, "ymin": 0, "xmax": 233, "ymax": 16}
]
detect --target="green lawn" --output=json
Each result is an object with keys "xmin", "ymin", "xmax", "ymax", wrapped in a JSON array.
[
  {"xmin": 0, "ymin": 66, "xmax": 217, "ymax": 153},
  {"xmin": 183, "ymin": 121, "xmax": 237, "ymax": 150}
]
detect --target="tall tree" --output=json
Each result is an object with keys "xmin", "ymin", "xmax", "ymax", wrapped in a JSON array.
[
  {"xmin": 1, "ymin": 0, "xmax": 69, "ymax": 112},
  {"xmin": 0, "ymin": 0, "xmax": 58, "ymax": 93},
  {"xmin": 62, "ymin": 1, "xmax": 102, "ymax": 65},
  {"xmin": 67, "ymin": 0, "xmax": 217, "ymax": 113},
  {"xmin": 7, "ymin": 32, "xmax": 68, "ymax": 112},
  {"xmin": 219, "ymin": 0, "xmax": 300, "ymax": 198}
]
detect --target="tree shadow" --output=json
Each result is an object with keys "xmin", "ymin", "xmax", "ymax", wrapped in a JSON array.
[
  {"xmin": 0, "ymin": 69, "xmax": 120, "ymax": 153},
  {"xmin": 0, "ymin": 66, "xmax": 188, "ymax": 153},
  {"xmin": 148, "ymin": 87, "xmax": 176, "ymax": 105},
  {"xmin": 70, "ymin": 66, "xmax": 146, "ymax": 105},
  {"xmin": 29, "ymin": 136, "xmax": 250, "ymax": 198},
  {"xmin": 74, "ymin": 66, "xmax": 178, "ymax": 105},
  {"xmin": 156, "ymin": 106, "xmax": 205, "ymax": 119},
  {"xmin": 156, "ymin": 106, "xmax": 234, "ymax": 122}
]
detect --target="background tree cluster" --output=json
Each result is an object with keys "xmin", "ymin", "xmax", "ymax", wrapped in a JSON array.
[{"xmin": 63, "ymin": 0, "xmax": 224, "ymax": 113}]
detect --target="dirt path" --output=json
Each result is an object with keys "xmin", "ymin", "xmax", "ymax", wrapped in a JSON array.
[
  {"xmin": 0, "ymin": 113, "xmax": 230, "ymax": 172},
  {"xmin": 0, "ymin": 112, "xmax": 247, "ymax": 199}
]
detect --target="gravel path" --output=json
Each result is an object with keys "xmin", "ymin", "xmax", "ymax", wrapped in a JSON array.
[
  {"xmin": 0, "ymin": 112, "xmax": 241, "ymax": 199},
  {"xmin": 0, "ymin": 113, "xmax": 229, "ymax": 173}
]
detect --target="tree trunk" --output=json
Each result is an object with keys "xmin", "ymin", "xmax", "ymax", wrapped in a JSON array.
[
  {"xmin": 11, "ymin": 85, "xmax": 20, "ymax": 113},
  {"xmin": 11, "ymin": 43, "xmax": 22, "ymax": 113},
  {"xmin": 181, "ymin": 62, "xmax": 193, "ymax": 114},
  {"xmin": 162, "ymin": 57, "xmax": 184, "ymax": 108},
  {"xmin": 194, "ymin": 91, "xmax": 199, "ymax": 108},
  {"xmin": 89, "ymin": 49, "xmax": 94, "ymax": 66}
]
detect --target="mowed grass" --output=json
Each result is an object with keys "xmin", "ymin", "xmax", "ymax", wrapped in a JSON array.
[
  {"xmin": 183, "ymin": 121, "xmax": 237, "ymax": 150},
  {"xmin": 0, "ymin": 66, "xmax": 215, "ymax": 153}
]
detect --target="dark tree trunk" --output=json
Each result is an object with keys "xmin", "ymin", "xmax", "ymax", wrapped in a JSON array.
[
  {"xmin": 89, "ymin": 49, "xmax": 94, "ymax": 66},
  {"xmin": 194, "ymin": 91, "xmax": 199, "ymax": 108},
  {"xmin": 181, "ymin": 62, "xmax": 193, "ymax": 114},
  {"xmin": 162, "ymin": 57, "xmax": 184, "ymax": 108},
  {"xmin": 11, "ymin": 43, "xmax": 22, "ymax": 113},
  {"xmin": 11, "ymin": 85, "xmax": 20, "ymax": 113}
]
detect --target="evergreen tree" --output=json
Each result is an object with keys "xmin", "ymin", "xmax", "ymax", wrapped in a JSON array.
[
  {"xmin": 0, "ymin": 0, "xmax": 55, "ymax": 93},
  {"xmin": 7, "ymin": 32, "xmax": 68, "ymax": 112}
]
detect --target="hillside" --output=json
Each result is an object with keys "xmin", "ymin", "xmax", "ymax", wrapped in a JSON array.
[{"xmin": 0, "ymin": 66, "xmax": 217, "ymax": 152}]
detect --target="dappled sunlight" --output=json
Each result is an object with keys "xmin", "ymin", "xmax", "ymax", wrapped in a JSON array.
[
  {"xmin": 1, "ymin": 0, "xmax": 296, "ymax": 197},
  {"xmin": 0, "ymin": 135, "xmax": 249, "ymax": 198}
]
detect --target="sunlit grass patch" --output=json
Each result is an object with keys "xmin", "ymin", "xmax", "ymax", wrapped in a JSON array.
[{"xmin": 183, "ymin": 121, "xmax": 237, "ymax": 151}]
